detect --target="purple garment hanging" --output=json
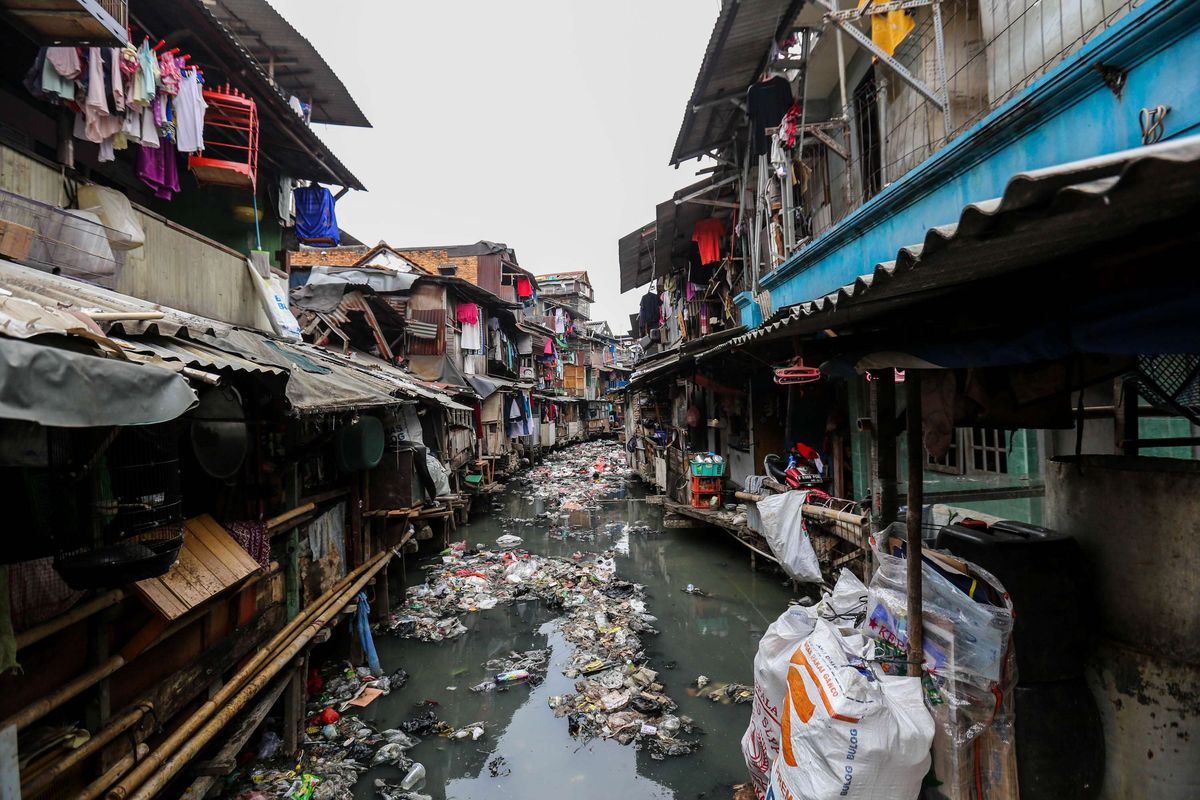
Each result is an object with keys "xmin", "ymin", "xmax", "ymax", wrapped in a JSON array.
[{"xmin": 136, "ymin": 139, "xmax": 180, "ymax": 200}]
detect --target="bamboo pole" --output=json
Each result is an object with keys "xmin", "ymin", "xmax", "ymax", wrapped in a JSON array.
[
  {"xmin": 107, "ymin": 550, "xmax": 392, "ymax": 800},
  {"xmin": 266, "ymin": 502, "xmax": 316, "ymax": 531},
  {"xmin": 20, "ymin": 702, "xmax": 151, "ymax": 797},
  {"xmin": 904, "ymin": 370, "xmax": 924, "ymax": 675},
  {"xmin": 1, "ymin": 654, "xmax": 125, "ymax": 732},
  {"xmin": 118, "ymin": 549, "xmax": 394, "ymax": 800},
  {"xmin": 8, "ymin": 559, "xmax": 316, "ymax": 732},
  {"xmin": 80, "ymin": 743, "xmax": 149, "ymax": 800},
  {"xmin": 15, "ymin": 590, "xmax": 125, "ymax": 651}
]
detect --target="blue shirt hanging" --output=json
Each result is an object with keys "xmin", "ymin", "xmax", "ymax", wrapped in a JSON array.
[{"xmin": 293, "ymin": 184, "xmax": 340, "ymax": 245}]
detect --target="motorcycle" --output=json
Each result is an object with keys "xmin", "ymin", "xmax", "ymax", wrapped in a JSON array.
[{"xmin": 764, "ymin": 442, "xmax": 826, "ymax": 490}]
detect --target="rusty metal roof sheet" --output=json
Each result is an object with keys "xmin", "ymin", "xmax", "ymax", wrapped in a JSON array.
[
  {"xmin": 205, "ymin": 0, "xmax": 370, "ymax": 128},
  {"xmin": 671, "ymin": 0, "xmax": 805, "ymax": 166},
  {"xmin": 0, "ymin": 258, "xmax": 233, "ymax": 339}
]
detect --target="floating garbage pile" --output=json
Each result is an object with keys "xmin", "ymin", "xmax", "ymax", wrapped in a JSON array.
[
  {"xmin": 382, "ymin": 536, "xmax": 697, "ymax": 757},
  {"xmin": 689, "ymin": 675, "xmax": 753, "ymax": 704},
  {"xmin": 516, "ymin": 439, "xmax": 628, "ymax": 508}
]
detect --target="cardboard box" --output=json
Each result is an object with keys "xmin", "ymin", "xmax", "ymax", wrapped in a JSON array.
[{"xmin": 0, "ymin": 219, "xmax": 34, "ymax": 262}]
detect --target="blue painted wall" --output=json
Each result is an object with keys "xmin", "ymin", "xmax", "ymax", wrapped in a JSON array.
[{"xmin": 737, "ymin": 0, "xmax": 1200, "ymax": 318}]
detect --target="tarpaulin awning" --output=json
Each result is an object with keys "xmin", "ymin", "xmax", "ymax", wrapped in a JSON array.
[
  {"xmin": 290, "ymin": 266, "xmax": 420, "ymax": 312},
  {"xmin": 466, "ymin": 374, "xmax": 530, "ymax": 399},
  {"xmin": 406, "ymin": 354, "xmax": 470, "ymax": 390},
  {"xmin": 466, "ymin": 374, "xmax": 500, "ymax": 399},
  {"xmin": 0, "ymin": 336, "xmax": 197, "ymax": 427}
]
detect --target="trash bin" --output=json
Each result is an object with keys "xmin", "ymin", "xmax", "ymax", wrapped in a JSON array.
[{"xmin": 935, "ymin": 519, "xmax": 1092, "ymax": 682}]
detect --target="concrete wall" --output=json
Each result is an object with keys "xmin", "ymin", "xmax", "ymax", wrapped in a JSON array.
[
  {"xmin": 1045, "ymin": 455, "xmax": 1200, "ymax": 799},
  {"xmin": 0, "ymin": 143, "xmax": 273, "ymax": 332}
]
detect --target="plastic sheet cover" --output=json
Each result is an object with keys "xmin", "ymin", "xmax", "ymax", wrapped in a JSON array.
[{"xmin": 0, "ymin": 337, "xmax": 196, "ymax": 427}]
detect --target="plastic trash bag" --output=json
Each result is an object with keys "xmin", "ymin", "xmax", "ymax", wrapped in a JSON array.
[
  {"xmin": 426, "ymin": 453, "xmax": 451, "ymax": 497},
  {"xmin": 742, "ymin": 569, "xmax": 869, "ymax": 798},
  {"xmin": 77, "ymin": 184, "xmax": 144, "ymax": 250},
  {"xmin": 246, "ymin": 260, "xmax": 302, "ymax": 341},
  {"xmin": 767, "ymin": 618, "xmax": 934, "ymax": 800},
  {"xmin": 753, "ymin": 491, "xmax": 822, "ymax": 583},
  {"xmin": 864, "ymin": 525, "xmax": 1017, "ymax": 800}
]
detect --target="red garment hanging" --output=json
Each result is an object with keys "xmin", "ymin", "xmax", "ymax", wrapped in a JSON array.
[
  {"xmin": 692, "ymin": 218, "xmax": 725, "ymax": 265},
  {"xmin": 517, "ymin": 276, "xmax": 533, "ymax": 298}
]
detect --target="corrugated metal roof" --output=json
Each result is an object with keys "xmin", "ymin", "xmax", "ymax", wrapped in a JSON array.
[
  {"xmin": 670, "ymin": 0, "xmax": 805, "ymax": 166},
  {"xmin": 114, "ymin": 336, "xmax": 287, "ymax": 378},
  {"xmin": 619, "ymin": 220, "xmax": 657, "ymax": 294},
  {"xmin": 0, "ymin": 258, "xmax": 232, "ymax": 339},
  {"xmin": 703, "ymin": 135, "xmax": 1200, "ymax": 355},
  {"xmin": 628, "ymin": 326, "xmax": 746, "ymax": 388},
  {"xmin": 132, "ymin": 2, "xmax": 366, "ymax": 190},
  {"xmin": 206, "ymin": 0, "xmax": 371, "ymax": 128}
]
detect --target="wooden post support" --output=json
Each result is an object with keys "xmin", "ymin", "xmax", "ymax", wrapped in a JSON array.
[
  {"xmin": 280, "ymin": 465, "xmax": 300, "ymax": 623},
  {"xmin": 373, "ymin": 565, "xmax": 390, "ymax": 624},
  {"xmin": 397, "ymin": 552, "xmax": 407, "ymax": 602},
  {"xmin": 285, "ymin": 529, "xmax": 301, "ymax": 621},
  {"xmin": 876, "ymin": 370, "xmax": 899, "ymax": 526},
  {"xmin": 281, "ymin": 660, "xmax": 304, "ymax": 758},
  {"xmin": 350, "ymin": 478, "xmax": 364, "ymax": 566},
  {"xmin": 85, "ymin": 607, "xmax": 113, "ymax": 732},
  {"xmin": 904, "ymin": 369, "xmax": 925, "ymax": 676}
]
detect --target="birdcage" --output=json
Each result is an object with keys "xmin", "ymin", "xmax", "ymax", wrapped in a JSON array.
[
  {"xmin": 54, "ymin": 424, "xmax": 184, "ymax": 589},
  {"xmin": 187, "ymin": 84, "xmax": 259, "ymax": 190}
]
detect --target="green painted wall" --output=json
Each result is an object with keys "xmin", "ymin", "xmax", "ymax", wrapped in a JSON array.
[{"xmin": 143, "ymin": 181, "xmax": 285, "ymax": 264}]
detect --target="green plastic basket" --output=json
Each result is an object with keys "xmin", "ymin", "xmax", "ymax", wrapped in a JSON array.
[{"xmin": 690, "ymin": 461, "xmax": 725, "ymax": 477}]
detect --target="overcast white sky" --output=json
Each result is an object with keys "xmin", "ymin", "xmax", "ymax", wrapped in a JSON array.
[{"xmin": 270, "ymin": 0, "xmax": 717, "ymax": 332}]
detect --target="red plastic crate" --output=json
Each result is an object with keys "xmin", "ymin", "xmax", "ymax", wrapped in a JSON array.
[{"xmin": 690, "ymin": 475, "xmax": 722, "ymax": 494}]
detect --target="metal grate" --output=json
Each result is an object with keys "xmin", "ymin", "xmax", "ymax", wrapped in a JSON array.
[
  {"xmin": 1138, "ymin": 354, "xmax": 1200, "ymax": 426},
  {"xmin": 0, "ymin": 188, "xmax": 123, "ymax": 284}
]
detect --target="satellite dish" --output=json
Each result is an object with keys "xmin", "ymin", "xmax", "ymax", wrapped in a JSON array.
[{"xmin": 190, "ymin": 385, "xmax": 248, "ymax": 479}]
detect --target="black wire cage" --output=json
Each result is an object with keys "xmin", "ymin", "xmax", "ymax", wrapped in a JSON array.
[{"xmin": 54, "ymin": 424, "xmax": 185, "ymax": 590}]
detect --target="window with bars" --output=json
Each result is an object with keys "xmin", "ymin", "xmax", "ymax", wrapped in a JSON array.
[
  {"xmin": 925, "ymin": 427, "xmax": 1010, "ymax": 476},
  {"xmin": 926, "ymin": 432, "xmax": 963, "ymax": 474},
  {"xmin": 966, "ymin": 426, "xmax": 1009, "ymax": 475}
]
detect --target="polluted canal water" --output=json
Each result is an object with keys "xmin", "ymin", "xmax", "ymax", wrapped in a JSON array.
[{"xmin": 347, "ymin": 442, "xmax": 796, "ymax": 800}]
